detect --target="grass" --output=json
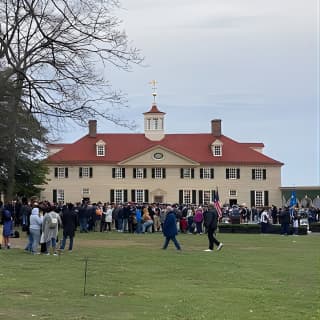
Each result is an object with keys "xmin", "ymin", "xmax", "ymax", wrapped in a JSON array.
[{"xmin": 0, "ymin": 231, "xmax": 319, "ymax": 320}]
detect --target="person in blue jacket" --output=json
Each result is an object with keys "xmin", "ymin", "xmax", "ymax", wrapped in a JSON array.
[
  {"xmin": 162, "ymin": 206, "xmax": 181, "ymax": 251},
  {"xmin": 2, "ymin": 205, "xmax": 13, "ymax": 249}
]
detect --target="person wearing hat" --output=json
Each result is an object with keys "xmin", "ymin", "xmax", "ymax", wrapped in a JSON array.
[
  {"xmin": 162, "ymin": 206, "xmax": 181, "ymax": 251},
  {"xmin": 203, "ymin": 203, "xmax": 223, "ymax": 252}
]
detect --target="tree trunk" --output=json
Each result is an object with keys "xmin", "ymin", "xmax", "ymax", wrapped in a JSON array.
[{"xmin": 4, "ymin": 78, "xmax": 22, "ymax": 202}]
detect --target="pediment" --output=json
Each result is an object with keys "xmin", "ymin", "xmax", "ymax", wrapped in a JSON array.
[
  {"xmin": 118, "ymin": 146, "xmax": 199, "ymax": 166},
  {"xmin": 211, "ymin": 138, "xmax": 223, "ymax": 145},
  {"xmin": 96, "ymin": 139, "xmax": 106, "ymax": 146},
  {"xmin": 150, "ymin": 188, "xmax": 167, "ymax": 195}
]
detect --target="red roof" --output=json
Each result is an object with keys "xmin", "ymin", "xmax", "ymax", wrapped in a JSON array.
[
  {"xmin": 143, "ymin": 104, "xmax": 166, "ymax": 114},
  {"xmin": 47, "ymin": 143, "xmax": 69, "ymax": 148},
  {"xmin": 47, "ymin": 133, "xmax": 283, "ymax": 166}
]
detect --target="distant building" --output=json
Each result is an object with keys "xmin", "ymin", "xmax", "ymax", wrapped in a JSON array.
[{"xmin": 41, "ymin": 102, "xmax": 284, "ymax": 207}]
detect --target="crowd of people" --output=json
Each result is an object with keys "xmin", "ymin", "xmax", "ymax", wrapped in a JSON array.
[
  {"xmin": 0, "ymin": 198, "xmax": 77, "ymax": 254},
  {"xmin": 1, "ymin": 198, "xmax": 319, "ymax": 252}
]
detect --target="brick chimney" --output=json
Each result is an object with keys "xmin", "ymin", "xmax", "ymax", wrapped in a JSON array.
[
  {"xmin": 88, "ymin": 120, "xmax": 97, "ymax": 138},
  {"xmin": 211, "ymin": 119, "xmax": 221, "ymax": 136}
]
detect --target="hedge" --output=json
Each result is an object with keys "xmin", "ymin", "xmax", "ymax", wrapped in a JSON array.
[
  {"xmin": 309, "ymin": 223, "xmax": 320, "ymax": 233},
  {"xmin": 218, "ymin": 224, "xmax": 308, "ymax": 235}
]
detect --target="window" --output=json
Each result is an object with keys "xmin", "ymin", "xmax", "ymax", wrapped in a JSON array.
[
  {"xmin": 58, "ymin": 168, "xmax": 66, "ymax": 178},
  {"xmin": 183, "ymin": 190, "xmax": 191, "ymax": 204},
  {"xmin": 229, "ymin": 190, "xmax": 237, "ymax": 197},
  {"xmin": 255, "ymin": 191, "xmax": 263, "ymax": 207},
  {"xmin": 203, "ymin": 190, "xmax": 211, "ymax": 204},
  {"xmin": 252, "ymin": 168, "xmax": 266, "ymax": 180},
  {"xmin": 136, "ymin": 189, "xmax": 144, "ymax": 203},
  {"xmin": 82, "ymin": 167, "xmax": 90, "ymax": 178},
  {"xmin": 96, "ymin": 140, "xmax": 106, "ymax": 157},
  {"xmin": 154, "ymin": 168, "xmax": 163, "ymax": 178},
  {"xmin": 131, "ymin": 189, "xmax": 149, "ymax": 203},
  {"xmin": 152, "ymin": 168, "xmax": 166, "ymax": 179},
  {"xmin": 226, "ymin": 168, "xmax": 240, "ymax": 180},
  {"xmin": 180, "ymin": 168, "xmax": 194, "ymax": 179},
  {"xmin": 153, "ymin": 118, "xmax": 159, "ymax": 130},
  {"xmin": 54, "ymin": 167, "xmax": 68, "ymax": 179},
  {"xmin": 115, "ymin": 168, "xmax": 123, "ymax": 179},
  {"xmin": 211, "ymin": 140, "xmax": 223, "ymax": 157},
  {"xmin": 134, "ymin": 168, "xmax": 146, "ymax": 179},
  {"xmin": 57, "ymin": 189, "xmax": 64, "ymax": 203},
  {"xmin": 96, "ymin": 145, "xmax": 105, "ymax": 156},
  {"xmin": 110, "ymin": 189, "xmax": 128, "ymax": 203},
  {"xmin": 200, "ymin": 168, "xmax": 214, "ymax": 179},
  {"xmin": 82, "ymin": 188, "xmax": 90, "ymax": 197},
  {"xmin": 179, "ymin": 190, "xmax": 196, "ymax": 204},
  {"xmin": 213, "ymin": 145, "xmax": 222, "ymax": 156},
  {"xmin": 115, "ymin": 189, "xmax": 125, "ymax": 203},
  {"xmin": 251, "ymin": 190, "xmax": 269, "ymax": 207},
  {"xmin": 112, "ymin": 168, "xmax": 125, "ymax": 179},
  {"xmin": 79, "ymin": 167, "xmax": 93, "ymax": 178},
  {"xmin": 198, "ymin": 190, "xmax": 215, "ymax": 205}
]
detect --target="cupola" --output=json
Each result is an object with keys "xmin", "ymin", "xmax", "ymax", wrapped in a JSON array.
[{"xmin": 143, "ymin": 80, "xmax": 166, "ymax": 141}]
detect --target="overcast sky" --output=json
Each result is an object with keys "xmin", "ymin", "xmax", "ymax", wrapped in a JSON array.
[{"xmin": 61, "ymin": 0, "xmax": 319, "ymax": 187}]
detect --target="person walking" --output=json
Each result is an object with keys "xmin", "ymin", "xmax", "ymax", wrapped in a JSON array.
[
  {"xmin": 162, "ymin": 206, "xmax": 181, "ymax": 251},
  {"xmin": 203, "ymin": 203, "xmax": 223, "ymax": 252}
]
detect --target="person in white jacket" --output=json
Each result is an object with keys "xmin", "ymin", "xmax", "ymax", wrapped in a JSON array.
[
  {"xmin": 105, "ymin": 205, "xmax": 113, "ymax": 232},
  {"xmin": 260, "ymin": 209, "xmax": 269, "ymax": 234}
]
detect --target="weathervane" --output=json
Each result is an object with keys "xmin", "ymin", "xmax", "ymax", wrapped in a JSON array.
[{"xmin": 149, "ymin": 80, "xmax": 158, "ymax": 104}]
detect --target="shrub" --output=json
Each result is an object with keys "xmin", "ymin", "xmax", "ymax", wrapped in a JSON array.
[
  {"xmin": 309, "ymin": 223, "xmax": 320, "ymax": 233},
  {"xmin": 218, "ymin": 223, "xmax": 308, "ymax": 235}
]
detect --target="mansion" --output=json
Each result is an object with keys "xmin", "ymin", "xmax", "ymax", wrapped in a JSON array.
[{"xmin": 41, "ymin": 103, "xmax": 283, "ymax": 207}]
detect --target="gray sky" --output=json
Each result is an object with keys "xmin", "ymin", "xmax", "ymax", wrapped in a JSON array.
[{"xmin": 62, "ymin": 0, "xmax": 320, "ymax": 187}]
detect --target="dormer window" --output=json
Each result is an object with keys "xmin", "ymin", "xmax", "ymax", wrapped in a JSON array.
[
  {"xmin": 213, "ymin": 145, "xmax": 222, "ymax": 156},
  {"xmin": 96, "ymin": 139, "xmax": 106, "ymax": 157},
  {"xmin": 211, "ymin": 139, "xmax": 223, "ymax": 157}
]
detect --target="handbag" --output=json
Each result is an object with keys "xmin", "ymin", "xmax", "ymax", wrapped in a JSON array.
[{"xmin": 40, "ymin": 232, "xmax": 45, "ymax": 244}]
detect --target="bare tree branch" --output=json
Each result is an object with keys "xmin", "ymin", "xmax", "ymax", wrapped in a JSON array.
[{"xmin": 0, "ymin": 0, "xmax": 143, "ymax": 128}]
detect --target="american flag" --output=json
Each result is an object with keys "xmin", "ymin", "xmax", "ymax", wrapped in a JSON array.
[{"xmin": 214, "ymin": 189, "xmax": 223, "ymax": 219}]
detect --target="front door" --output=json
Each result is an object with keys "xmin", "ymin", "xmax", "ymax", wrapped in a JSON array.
[
  {"xmin": 154, "ymin": 196, "xmax": 163, "ymax": 204},
  {"xmin": 229, "ymin": 199, "xmax": 237, "ymax": 206}
]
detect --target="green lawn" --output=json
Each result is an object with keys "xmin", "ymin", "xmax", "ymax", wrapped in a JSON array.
[{"xmin": 0, "ymin": 231, "xmax": 319, "ymax": 320}]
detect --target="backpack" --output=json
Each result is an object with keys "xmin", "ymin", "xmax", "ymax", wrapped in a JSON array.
[{"xmin": 48, "ymin": 213, "xmax": 58, "ymax": 229}]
